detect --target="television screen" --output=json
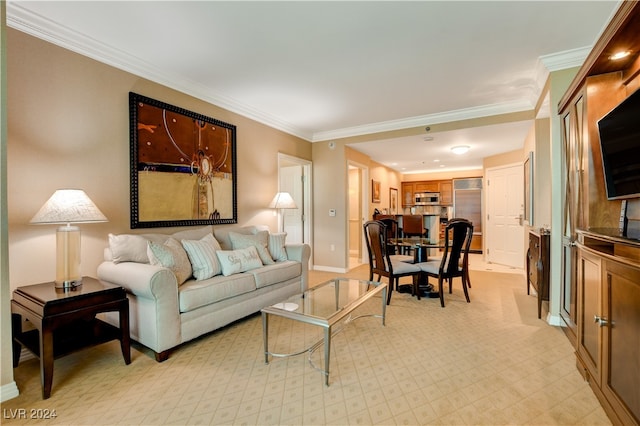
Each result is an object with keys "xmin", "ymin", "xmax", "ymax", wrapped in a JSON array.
[{"xmin": 597, "ymin": 88, "xmax": 640, "ymax": 200}]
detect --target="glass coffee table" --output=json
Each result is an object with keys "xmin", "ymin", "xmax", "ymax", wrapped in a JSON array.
[{"xmin": 261, "ymin": 277, "xmax": 387, "ymax": 386}]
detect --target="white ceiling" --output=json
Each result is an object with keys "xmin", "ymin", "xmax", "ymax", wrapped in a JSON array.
[{"xmin": 6, "ymin": 1, "xmax": 620, "ymax": 173}]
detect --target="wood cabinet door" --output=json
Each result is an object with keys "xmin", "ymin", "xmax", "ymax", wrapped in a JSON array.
[
  {"xmin": 602, "ymin": 260, "xmax": 640, "ymax": 425},
  {"xmin": 401, "ymin": 182, "xmax": 414, "ymax": 207},
  {"xmin": 414, "ymin": 182, "xmax": 438, "ymax": 192},
  {"xmin": 577, "ymin": 247, "xmax": 602, "ymax": 387},
  {"xmin": 560, "ymin": 93, "xmax": 583, "ymax": 340},
  {"xmin": 439, "ymin": 180, "xmax": 453, "ymax": 205}
]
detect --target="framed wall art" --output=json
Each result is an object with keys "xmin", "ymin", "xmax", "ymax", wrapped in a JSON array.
[
  {"xmin": 372, "ymin": 180, "xmax": 381, "ymax": 203},
  {"xmin": 129, "ymin": 92, "xmax": 237, "ymax": 228},
  {"xmin": 389, "ymin": 187, "xmax": 398, "ymax": 214}
]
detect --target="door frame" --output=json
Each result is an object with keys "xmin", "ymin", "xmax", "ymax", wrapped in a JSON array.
[
  {"xmin": 348, "ymin": 160, "xmax": 369, "ymax": 265},
  {"xmin": 277, "ymin": 153, "xmax": 313, "ymax": 265}
]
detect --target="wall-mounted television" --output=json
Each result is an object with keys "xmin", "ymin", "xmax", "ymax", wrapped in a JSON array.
[{"xmin": 597, "ymin": 88, "xmax": 640, "ymax": 200}]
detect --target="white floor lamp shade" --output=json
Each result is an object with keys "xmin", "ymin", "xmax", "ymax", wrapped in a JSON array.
[
  {"xmin": 268, "ymin": 192, "xmax": 297, "ymax": 232},
  {"xmin": 30, "ymin": 189, "xmax": 108, "ymax": 289}
]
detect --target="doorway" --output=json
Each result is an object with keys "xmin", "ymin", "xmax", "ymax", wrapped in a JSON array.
[
  {"xmin": 348, "ymin": 161, "xmax": 369, "ymax": 268},
  {"xmin": 485, "ymin": 163, "xmax": 525, "ymax": 268},
  {"xmin": 277, "ymin": 154, "xmax": 312, "ymax": 262}
]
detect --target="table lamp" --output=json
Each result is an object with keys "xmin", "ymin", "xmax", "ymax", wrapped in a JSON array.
[
  {"xmin": 30, "ymin": 189, "xmax": 108, "ymax": 289},
  {"xmin": 268, "ymin": 192, "xmax": 297, "ymax": 232}
]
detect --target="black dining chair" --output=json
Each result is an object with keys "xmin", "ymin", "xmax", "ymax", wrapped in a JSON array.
[
  {"xmin": 363, "ymin": 220, "xmax": 421, "ymax": 305},
  {"xmin": 414, "ymin": 218, "xmax": 473, "ymax": 307}
]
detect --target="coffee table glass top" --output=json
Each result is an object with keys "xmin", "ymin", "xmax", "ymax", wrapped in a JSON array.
[{"xmin": 263, "ymin": 277, "xmax": 385, "ymax": 323}]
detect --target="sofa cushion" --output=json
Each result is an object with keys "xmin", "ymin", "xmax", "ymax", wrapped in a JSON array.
[
  {"xmin": 179, "ymin": 273, "xmax": 256, "ymax": 312},
  {"xmin": 213, "ymin": 226, "xmax": 256, "ymax": 250},
  {"xmin": 229, "ymin": 231, "xmax": 274, "ymax": 265},
  {"xmin": 216, "ymin": 246, "xmax": 263, "ymax": 276},
  {"xmin": 247, "ymin": 260, "xmax": 302, "ymax": 289},
  {"xmin": 268, "ymin": 232, "xmax": 288, "ymax": 262},
  {"xmin": 182, "ymin": 234, "xmax": 223, "ymax": 280},
  {"xmin": 109, "ymin": 233, "xmax": 149, "ymax": 264},
  {"xmin": 147, "ymin": 238, "xmax": 192, "ymax": 285}
]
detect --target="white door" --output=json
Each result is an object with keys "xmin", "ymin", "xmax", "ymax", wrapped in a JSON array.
[{"xmin": 486, "ymin": 163, "xmax": 524, "ymax": 268}]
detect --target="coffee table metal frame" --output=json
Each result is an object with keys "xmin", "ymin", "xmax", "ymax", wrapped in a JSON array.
[{"xmin": 261, "ymin": 277, "xmax": 387, "ymax": 386}]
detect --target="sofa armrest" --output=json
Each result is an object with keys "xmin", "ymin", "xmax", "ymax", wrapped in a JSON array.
[
  {"xmin": 97, "ymin": 261, "xmax": 178, "ymax": 300},
  {"xmin": 285, "ymin": 243, "xmax": 311, "ymax": 291},
  {"xmin": 97, "ymin": 261, "xmax": 181, "ymax": 356}
]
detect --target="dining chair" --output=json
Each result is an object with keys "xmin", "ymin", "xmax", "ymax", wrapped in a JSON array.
[
  {"xmin": 415, "ymin": 218, "xmax": 473, "ymax": 307},
  {"xmin": 363, "ymin": 220, "xmax": 421, "ymax": 305}
]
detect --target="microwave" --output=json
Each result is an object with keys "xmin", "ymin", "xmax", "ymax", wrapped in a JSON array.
[{"xmin": 415, "ymin": 192, "xmax": 440, "ymax": 205}]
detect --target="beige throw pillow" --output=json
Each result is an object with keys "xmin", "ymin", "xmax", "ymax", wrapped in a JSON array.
[{"xmin": 108, "ymin": 233, "xmax": 149, "ymax": 264}]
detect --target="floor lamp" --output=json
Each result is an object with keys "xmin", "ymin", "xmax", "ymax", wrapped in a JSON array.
[
  {"xmin": 268, "ymin": 192, "xmax": 297, "ymax": 232},
  {"xmin": 30, "ymin": 189, "xmax": 108, "ymax": 289}
]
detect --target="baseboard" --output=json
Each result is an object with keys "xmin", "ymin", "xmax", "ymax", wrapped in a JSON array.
[
  {"xmin": 0, "ymin": 381, "xmax": 20, "ymax": 402},
  {"xmin": 546, "ymin": 312, "xmax": 563, "ymax": 326},
  {"xmin": 313, "ymin": 265, "xmax": 349, "ymax": 273}
]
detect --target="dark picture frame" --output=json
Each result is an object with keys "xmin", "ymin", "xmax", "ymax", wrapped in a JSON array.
[
  {"xmin": 372, "ymin": 180, "xmax": 381, "ymax": 203},
  {"xmin": 129, "ymin": 92, "xmax": 237, "ymax": 228}
]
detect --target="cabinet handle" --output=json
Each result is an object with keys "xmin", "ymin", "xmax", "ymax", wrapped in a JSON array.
[{"xmin": 594, "ymin": 315, "xmax": 609, "ymax": 327}]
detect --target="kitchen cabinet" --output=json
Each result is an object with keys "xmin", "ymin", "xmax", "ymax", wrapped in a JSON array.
[
  {"xmin": 401, "ymin": 182, "xmax": 415, "ymax": 207},
  {"xmin": 576, "ymin": 230, "xmax": 640, "ymax": 425},
  {"xmin": 439, "ymin": 180, "xmax": 453, "ymax": 205},
  {"xmin": 414, "ymin": 181, "xmax": 438, "ymax": 193},
  {"xmin": 401, "ymin": 179, "xmax": 454, "ymax": 207}
]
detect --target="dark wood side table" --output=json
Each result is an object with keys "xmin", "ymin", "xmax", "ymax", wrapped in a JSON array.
[
  {"xmin": 11, "ymin": 277, "xmax": 130, "ymax": 399},
  {"xmin": 526, "ymin": 229, "xmax": 550, "ymax": 319}
]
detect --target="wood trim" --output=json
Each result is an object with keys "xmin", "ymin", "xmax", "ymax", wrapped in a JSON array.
[{"xmin": 559, "ymin": 1, "xmax": 640, "ymax": 112}]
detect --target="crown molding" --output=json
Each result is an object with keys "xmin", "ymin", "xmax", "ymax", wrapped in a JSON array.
[
  {"xmin": 539, "ymin": 46, "xmax": 591, "ymax": 72},
  {"xmin": 6, "ymin": 2, "xmax": 592, "ymax": 145},
  {"xmin": 6, "ymin": 3, "xmax": 312, "ymax": 141},
  {"xmin": 311, "ymin": 100, "xmax": 533, "ymax": 142}
]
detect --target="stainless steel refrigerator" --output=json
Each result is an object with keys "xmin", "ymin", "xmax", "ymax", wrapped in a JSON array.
[{"xmin": 453, "ymin": 178, "xmax": 483, "ymax": 253}]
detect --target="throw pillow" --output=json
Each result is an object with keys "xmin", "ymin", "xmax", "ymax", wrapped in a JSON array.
[
  {"xmin": 268, "ymin": 232, "xmax": 288, "ymax": 262},
  {"xmin": 181, "ymin": 233, "xmax": 223, "ymax": 280},
  {"xmin": 108, "ymin": 233, "xmax": 149, "ymax": 264},
  {"xmin": 215, "ymin": 246, "xmax": 263, "ymax": 276},
  {"xmin": 228, "ymin": 231, "xmax": 274, "ymax": 265},
  {"xmin": 147, "ymin": 238, "xmax": 192, "ymax": 285}
]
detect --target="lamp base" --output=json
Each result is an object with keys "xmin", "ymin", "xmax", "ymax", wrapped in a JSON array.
[
  {"xmin": 56, "ymin": 225, "xmax": 82, "ymax": 288},
  {"xmin": 54, "ymin": 278, "xmax": 83, "ymax": 290}
]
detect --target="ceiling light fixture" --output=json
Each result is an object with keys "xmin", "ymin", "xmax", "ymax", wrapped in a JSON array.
[
  {"xmin": 609, "ymin": 50, "xmax": 631, "ymax": 60},
  {"xmin": 451, "ymin": 145, "xmax": 470, "ymax": 155}
]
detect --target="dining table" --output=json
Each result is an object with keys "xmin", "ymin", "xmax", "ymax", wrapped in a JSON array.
[{"xmin": 388, "ymin": 238, "xmax": 443, "ymax": 297}]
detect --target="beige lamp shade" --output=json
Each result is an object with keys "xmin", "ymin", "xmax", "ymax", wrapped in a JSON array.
[
  {"xmin": 268, "ymin": 192, "xmax": 297, "ymax": 209},
  {"xmin": 30, "ymin": 189, "xmax": 107, "ymax": 289},
  {"xmin": 30, "ymin": 189, "xmax": 108, "ymax": 225}
]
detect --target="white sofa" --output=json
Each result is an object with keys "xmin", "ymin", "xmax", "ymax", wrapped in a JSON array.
[{"xmin": 97, "ymin": 225, "xmax": 310, "ymax": 361}]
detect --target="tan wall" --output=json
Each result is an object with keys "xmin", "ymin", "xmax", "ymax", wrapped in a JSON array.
[
  {"xmin": 1, "ymin": 2, "xmax": 17, "ymax": 398},
  {"xmin": 6, "ymin": 29, "xmax": 311, "ymax": 288}
]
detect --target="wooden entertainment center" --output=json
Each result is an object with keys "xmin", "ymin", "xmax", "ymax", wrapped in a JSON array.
[{"xmin": 558, "ymin": 2, "xmax": 640, "ymax": 425}]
